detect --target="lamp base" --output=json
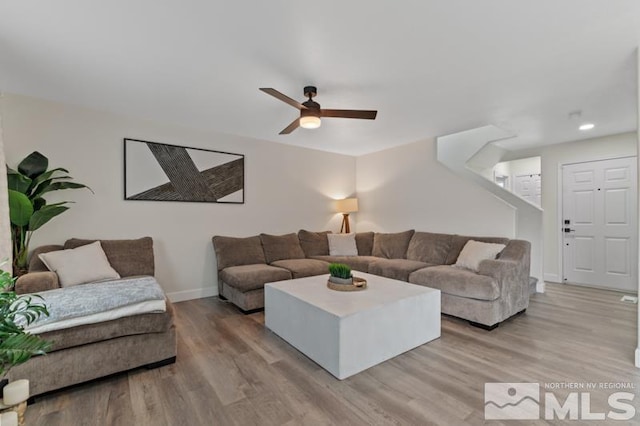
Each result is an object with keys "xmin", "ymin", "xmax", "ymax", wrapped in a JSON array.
[{"xmin": 340, "ymin": 213, "xmax": 351, "ymax": 234}]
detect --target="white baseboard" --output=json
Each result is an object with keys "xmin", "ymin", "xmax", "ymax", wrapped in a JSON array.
[
  {"xmin": 636, "ymin": 347, "xmax": 640, "ymax": 368},
  {"xmin": 544, "ymin": 273, "xmax": 561, "ymax": 283},
  {"xmin": 167, "ymin": 287, "xmax": 217, "ymax": 303}
]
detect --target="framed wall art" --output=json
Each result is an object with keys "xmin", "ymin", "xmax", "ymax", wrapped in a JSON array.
[{"xmin": 124, "ymin": 138, "xmax": 244, "ymax": 203}]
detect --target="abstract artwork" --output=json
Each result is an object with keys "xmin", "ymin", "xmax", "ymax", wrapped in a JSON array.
[{"xmin": 124, "ymin": 138, "xmax": 244, "ymax": 203}]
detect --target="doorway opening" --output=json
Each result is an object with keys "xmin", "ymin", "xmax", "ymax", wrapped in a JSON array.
[{"xmin": 491, "ymin": 156, "xmax": 542, "ymax": 207}]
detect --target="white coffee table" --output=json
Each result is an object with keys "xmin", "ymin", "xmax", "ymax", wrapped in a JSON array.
[{"xmin": 264, "ymin": 272, "xmax": 440, "ymax": 380}]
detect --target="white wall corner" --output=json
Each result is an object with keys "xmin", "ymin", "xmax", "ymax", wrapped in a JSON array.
[
  {"xmin": 543, "ymin": 273, "xmax": 561, "ymax": 283},
  {"xmin": 636, "ymin": 347, "xmax": 640, "ymax": 368},
  {"xmin": 167, "ymin": 287, "xmax": 217, "ymax": 303}
]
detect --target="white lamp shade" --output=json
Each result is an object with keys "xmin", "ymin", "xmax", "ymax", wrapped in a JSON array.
[
  {"xmin": 335, "ymin": 198, "xmax": 358, "ymax": 213},
  {"xmin": 300, "ymin": 116, "xmax": 321, "ymax": 129}
]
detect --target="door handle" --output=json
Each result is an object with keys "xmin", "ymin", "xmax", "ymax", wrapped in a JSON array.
[{"xmin": 563, "ymin": 228, "xmax": 575, "ymax": 233}]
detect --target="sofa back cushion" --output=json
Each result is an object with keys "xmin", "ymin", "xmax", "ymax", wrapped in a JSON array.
[
  {"xmin": 355, "ymin": 232, "xmax": 374, "ymax": 256},
  {"xmin": 372, "ymin": 230, "xmax": 415, "ymax": 259},
  {"xmin": 64, "ymin": 237, "xmax": 155, "ymax": 277},
  {"xmin": 260, "ymin": 233, "xmax": 306, "ymax": 263},
  {"xmin": 212, "ymin": 235, "xmax": 266, "ymax": 270},
  {"xmin": 298, "ymin": 230, "xmax": 330, "ymax": 257},
  {"xmin": 29, "ymin": 245, "xmax": 64, "ymax": 272},
  {"xmin": 406, "ymin": 232, "xmax": 452, "ymax": 264},
  {"xmin": 445, "ymin": 235, "xmax": 510, "ymax": 265}
]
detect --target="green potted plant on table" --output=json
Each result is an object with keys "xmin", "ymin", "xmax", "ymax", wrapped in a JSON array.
[
  {"xmin": 7, "ymin": 151, "xmax": 91, "ymax": 276},
  {"xmin": 0, "ymin": 265, "xmax": 50, "ymax": 383},
  {"xmin": 328, "ymin": 263, "xmax": 353, "ymax": 285}
]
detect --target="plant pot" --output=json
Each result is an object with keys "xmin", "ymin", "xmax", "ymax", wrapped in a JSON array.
[{"xmin": 328, "ymin": 276, "xmax": 353, "ymax": 285}]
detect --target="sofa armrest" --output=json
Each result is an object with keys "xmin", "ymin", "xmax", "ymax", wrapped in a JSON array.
[
  {"xmin": 478, "ymin": 257, "xmax": 530, "ymax": 315},
  {"xmin": 478, "ymin": 259, "xmax": 521, "ymax": 283},
  {"xmin": 15, "ymin": 272, "xmax": 60, "ymax": 294}
]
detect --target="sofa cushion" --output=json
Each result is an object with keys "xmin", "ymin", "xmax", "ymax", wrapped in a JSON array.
[
  {"xmin": 39, "ymin": 241, "xmax": 121, "ymax": 287},
  {"xmin": 220, "ymin": 264, "xmax": 292, "ymax": 292},
  {"xmin": 298, "ymin": 230, "xmax": 330, "ymax": 257},
  {"xmin": 327, "ymin": 233, "xmax": 358, "ymax": 256},
  {"xmin": 355, "ymin": 232, "xmax": 375, "ymax": 256},
  {"xmin": 406, "ymin": 232, "xmax": 452, "ymax": 264},
  {"xmin": 445, "ymin": 235, "xmax": 510, "ymax": 265},
  {"xmin": 64, "ymin": 237, "xmax": 155, "ymax": 277},
  {"xmin": 372, "ymin": 230, "xmax": 415, "ymax": 259},
  {"xmin": 212, "ymin": 235, "xmax": 266, "ymax": 270},
  {"xmin": 42, "ymin": 299, "xmax": 174, "ymax": 352},
  {"xmin": 260, "ymin": 233, "xmax": 306, "ymax": 263},
  {"xmin": 310, "ymin": 256, "xmax": 378, "ymax": 273},
  {"xmin": 455, "ymin": 240, "xmax": 506, "ymax": 272},
  {"xmin": 368, "ymin": 259, "xmax": 432, "ymax": 281},
  {"xmin": 409, "ymin": 265, "xmax": 500, "ymax": 301},
  {"xmin": 270, "ymin": 259, "xmax": 331, "ymax": 279}
]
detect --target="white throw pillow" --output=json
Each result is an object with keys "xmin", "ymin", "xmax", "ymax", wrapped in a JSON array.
[
  {"xmin": 39, "ymin": 241, "xmax": 121, "ymax": 287},
  {"xmin": 327, "ymin": 233, "xmax": 358, "ymax": 256},
  {"xmin": 455, "ymin": 240, "xmax": 506, "ymax": 272}
]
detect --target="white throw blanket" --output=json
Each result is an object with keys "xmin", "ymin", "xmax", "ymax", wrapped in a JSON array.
[{"xmin": 22, "ymin": 276, "xmax": 167, "ymax": 334}]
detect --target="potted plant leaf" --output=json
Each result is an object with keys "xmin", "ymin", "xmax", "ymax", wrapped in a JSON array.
[
  {"xmin": 0, "ymin": 264, "xmax": 51, "ymax": 382},
  {"xmin": 328, "ymin": 263, "xmax": 353, "ymax": 285},
  {"xmin": 7, "ymin": 151, "xmax": 91, "ymax": 276}
]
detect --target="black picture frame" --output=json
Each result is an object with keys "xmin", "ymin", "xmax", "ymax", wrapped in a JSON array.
[{"xmin": 124, "ymin": 138, "xmax": 245, "ymax": 204}]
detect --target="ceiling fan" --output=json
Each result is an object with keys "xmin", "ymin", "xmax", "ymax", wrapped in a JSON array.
[{"xmin": 259, "ymin": 86, "xmax": 377, "ymax": 134}]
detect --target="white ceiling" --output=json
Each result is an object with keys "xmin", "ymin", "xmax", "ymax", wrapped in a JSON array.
[{"xmin": 0, "ymin": 1, "xmax": 638, "ymax": 156}]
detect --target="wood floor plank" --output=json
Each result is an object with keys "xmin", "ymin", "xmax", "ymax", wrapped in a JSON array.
[{"xmin": 23, "ymin": 283, "xmax": 640, "ymax": 425}]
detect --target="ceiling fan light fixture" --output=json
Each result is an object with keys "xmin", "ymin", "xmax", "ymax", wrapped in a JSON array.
[
  {"xmin": 300, "ymin": 115, "xmax": 321, "ymax": 129},
  {"xmin": 260, "ymin": 86, "xmax": 376, "ymax": 134}
]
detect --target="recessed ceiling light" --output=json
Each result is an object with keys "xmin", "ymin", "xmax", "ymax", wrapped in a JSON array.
[{"xmin": 579, "ymin": 123, "xmax": 595, "ymax": 131}]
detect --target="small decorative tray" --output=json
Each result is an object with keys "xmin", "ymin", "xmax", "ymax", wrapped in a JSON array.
[{"xmin": 327, "ymin": 276, "xmax": 368, "ymax": 292}]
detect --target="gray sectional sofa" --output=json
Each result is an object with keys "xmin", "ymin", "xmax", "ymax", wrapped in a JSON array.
[{"xmin": 213, "ymin": 230, "xmax": 531, "ymax": 329}]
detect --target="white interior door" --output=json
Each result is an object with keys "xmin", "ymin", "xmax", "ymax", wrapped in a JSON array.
[
  {"xmin": 562, "ymin": 157, "xmax": 637, "ymax": 292},
  {"xmin": 514, "ymin": 174, "xmax": 541, "ymax": 207}
]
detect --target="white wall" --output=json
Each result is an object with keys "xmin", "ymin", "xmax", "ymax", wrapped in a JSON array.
[
  {"xmin": 0, "ymin": 93, "xmax": 355, "ymax": 301},
  {"xmin": 0, "ymin": 103, "xmax": 11, "ymax": 270},
  {"xmin": 636, "ymin": 48, "xmax": 640, "ymax": 369},
  {"xmin": 504, "ymin": 132, "xmax": 637, "ymax": 283},
  {"xmin": 511, "ymin": 157, "xmax": 540, "ymax": 176},
  {"xmin": 500, "ymin": 157, "xmax": 541, "ymax": 179},
  {"xmin": 483, "ymin": 156, "xmax": 541, "ymax": 190},
  {"xmin": 356, "ymin": 138, "xmax": 516, "ymax": 237}
]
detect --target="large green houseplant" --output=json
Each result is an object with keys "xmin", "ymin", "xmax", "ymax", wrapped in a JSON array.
[
  {"xmin": 7, "ymin": 151, "xmax": 91, "ymax": 275},
  {"xmin": 0, "ymin": 265, "xmax": 50, "ymax": 379}
]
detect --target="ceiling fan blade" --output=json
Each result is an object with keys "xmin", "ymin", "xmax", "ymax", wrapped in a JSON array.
[
  {"xmin": 279, "ymin": 118, "xmax": 300, "ymax": 135},
  {"xmin": 260, "ymin": 88, "xmax": 306, "ymax": 110},
  {"xmin": 321, "ymin": 109, "xmax": 377, "ymax": 120}
]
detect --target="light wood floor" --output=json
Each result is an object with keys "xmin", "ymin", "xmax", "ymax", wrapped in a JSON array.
[{"xmin": 25, "ymin": 284, "xmax": 640, "ymax": 425}]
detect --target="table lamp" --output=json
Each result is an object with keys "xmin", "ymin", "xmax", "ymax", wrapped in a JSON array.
[{"xmin": 335, "ymin": 198, "xmax": 358, "ymax": 233}]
